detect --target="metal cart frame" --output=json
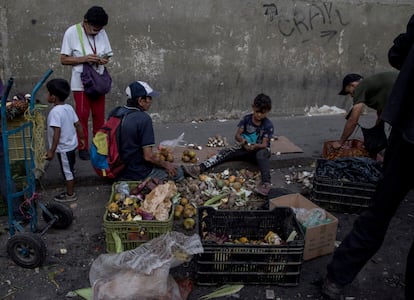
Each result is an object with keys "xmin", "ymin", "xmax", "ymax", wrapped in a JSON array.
[{"xmin": 1, "ymin": 69, "xmax": 74, "ymax": 268}]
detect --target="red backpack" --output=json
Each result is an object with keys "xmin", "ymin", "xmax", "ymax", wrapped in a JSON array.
[{"xmin": 90, "ymin": 107, "xmax": 132, "ymax": 178}]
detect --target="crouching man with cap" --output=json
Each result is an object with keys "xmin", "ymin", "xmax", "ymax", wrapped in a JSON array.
[
  {"xmin": 332, "ymin": 71, "xmax": 398, "ymax": 150},
  {"xmin": 111, "ymin": 81, "xmax": 184, "ymax": 182}
]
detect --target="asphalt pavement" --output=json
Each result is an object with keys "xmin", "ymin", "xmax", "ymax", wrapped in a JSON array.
[{"xmin": 39, "ymin": 112, "xmax": 376, "ymax": 189}]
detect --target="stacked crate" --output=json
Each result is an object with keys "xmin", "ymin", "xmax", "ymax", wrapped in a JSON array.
[{"xmin": 311, "ymin": 158, "xmax": 381, "ymax": 213}]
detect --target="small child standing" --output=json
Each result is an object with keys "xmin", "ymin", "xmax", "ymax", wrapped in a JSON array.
[
  {"xmin": 45, "ymin": 79, "xmax": 85, "ymax": 202},
  {"xmin": 184, "ymin": 93, "xmax": 274, "ymax": 196}
]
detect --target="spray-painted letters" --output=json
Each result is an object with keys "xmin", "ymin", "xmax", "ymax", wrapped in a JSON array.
[{"xmin": 263, "ymin": 2, "xmax": 349, "ymax": 42}]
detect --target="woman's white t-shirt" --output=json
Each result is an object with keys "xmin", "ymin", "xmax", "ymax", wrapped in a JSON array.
[{"xmin": 60, "ymin": 23, "xmax": 113, "ymax": 91}]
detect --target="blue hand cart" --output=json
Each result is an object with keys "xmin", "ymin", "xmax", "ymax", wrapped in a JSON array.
[{"xmin": 1, "ymin": 69, "xmax": 74, "ymax": 268}]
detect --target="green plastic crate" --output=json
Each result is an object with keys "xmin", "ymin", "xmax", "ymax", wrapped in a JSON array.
[
  {"xmin": 103, "ymin": 181, "xmax": 174, "ymax": 253},
  {"xmin": 7, "ymin": 117, "xmax": 32, "ymax": 163}
]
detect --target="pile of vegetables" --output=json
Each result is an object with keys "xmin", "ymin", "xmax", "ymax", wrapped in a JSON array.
[
  {"xmin": 4, "ymin": 94, "xmax": 30, "ymax": 120},
  {"xmin": 324, "ymin": 140, "xmax": 369, "ymax": 159},
  {"xmin": 206, "ymin": 134, "xmax": 229, "ymax": 147},
  {"xmin": 181, "ymin": 149, "xmax": 198, "ymax": 163},
  {"xmin": 201, "ymin": 230, "xmax": 298, "ymax": 246},
  {"xmin": 154, "ymin": 146, "xmax": 174, "ymax": 162},
  {"xmin": 173, "ymin": 168, "xmax": 265, "ymax": 231},
  {"xmin": 106, "ymin": 168, "xmax": 267, "ymax": 233},
  {"xmin": 106, "ymin": 179, "xmax": 176, "ymax": 222},
  {"xmin": 175, "ymin": 168, "xmax": 265, "ymax": 210},
  {"xmin": 174, "ymin": 197, "xmax": 197, "ymax": 230},
  {"xmin": 154, "ymin": 147, "xmax": 199, "ymax": 164}
]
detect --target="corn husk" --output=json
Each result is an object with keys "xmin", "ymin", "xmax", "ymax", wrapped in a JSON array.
[{"xmin": 199, "ymin": 284, "xmax": 244, "ymax": 299}]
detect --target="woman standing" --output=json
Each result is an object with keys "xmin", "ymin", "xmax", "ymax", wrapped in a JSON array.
[{"xmin": 60, "ymin": 6, "xmax": 113, "ymax": 160}]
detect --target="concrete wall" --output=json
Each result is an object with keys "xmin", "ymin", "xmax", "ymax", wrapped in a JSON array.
[{"xmin": 0, "ymin": 0, "xmax": 413, "ymax": 122}]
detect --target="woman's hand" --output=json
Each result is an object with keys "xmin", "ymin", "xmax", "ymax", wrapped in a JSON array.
[
  {"xmin": 98, "ymin": 56, "xmax": 109, "ymax": 65},
  {"xmin": 84, "ymin": 54, "xmax": 101, "ymax": 64}
]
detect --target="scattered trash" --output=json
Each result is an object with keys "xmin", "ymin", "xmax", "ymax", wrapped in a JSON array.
[
  {"xmin": 65, "ymin": 291, "xmax": 78, "ymax": 298},
  {"xmin": 47, "ymin": 269, "xmax": 63, "ymax": 289},
  {"xmin": 285, "ymin": 168, "xmax": 314, "ymax": 189},
  {"xmin": 265, "ymin": 289, "xmax": 275, "ymax": 299},
  {"xmin": 371, "ymin": 257, "xmax": 381, "ymax": 264},
  {"xmin": 186, "ymin": 143, "xmax": 203, "ymax": 150},
  {"xmin": 2, "ymin": 285, "xmax": 22, "ymax": 298},
  {"xmin": 287, "ymin": 230, "xmax": 298, "ymax": 242},
  {"xmin": 199, "ymin": 284, "xmax": 244, "ymax": 299},
  {"xmin": 74, "ymin": 287, "xmax": 92, "ymax": 299},
  {"xmin": 304, "ymin": 105, "xmax": 346, "ymax": 116},
  {"xmin": 206, "ymin": 135, "xmax": 228, "ymax": 147}
]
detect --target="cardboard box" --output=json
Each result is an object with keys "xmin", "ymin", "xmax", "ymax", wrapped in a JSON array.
[{"xmin": 269, "ymin": 193, "xmax": 338, "ymax": 261}]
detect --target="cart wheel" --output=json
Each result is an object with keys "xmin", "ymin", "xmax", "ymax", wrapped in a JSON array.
[
  {"xmin": 7, "ymin": 233, "xmax": 47, "ymax": 269},
  {"xmin": 42, "ymin": 202, "xmax": 74, "ymax": 229}
]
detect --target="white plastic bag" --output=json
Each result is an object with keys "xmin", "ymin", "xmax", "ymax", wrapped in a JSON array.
[
  {"xmin": 159, "ymin": 132, "xmax": 186, "ymax": 149},
  {"xmin": 89, "ymin": 232, "xmax": 203, "ymax": 300},
  {"xmin": 293, "ymin": 207, "xmax": 327, "ymax": 227}
]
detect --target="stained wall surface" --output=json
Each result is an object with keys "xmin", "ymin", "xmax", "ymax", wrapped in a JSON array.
[{"xmin": 0, "ymin": 0, "xmax": 412, "ymax": 122}]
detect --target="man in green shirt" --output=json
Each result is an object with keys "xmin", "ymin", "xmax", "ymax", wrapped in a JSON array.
[{"xmin": 332, "ymin": 71, "xmax": 398, "ymax": 149}]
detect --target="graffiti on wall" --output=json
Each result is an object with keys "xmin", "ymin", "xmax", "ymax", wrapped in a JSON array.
[{"xmin": 263, "ymin": 2, "xmax": 349, "ymax": 42}]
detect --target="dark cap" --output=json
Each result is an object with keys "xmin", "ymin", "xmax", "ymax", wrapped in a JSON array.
[
  {"xmin": 125, "ymin": 81, "xmax": 159, "ymax": 100},
  {"xmin": 339, "ymin": 73, "xmax": 363, "ymax": 95}
]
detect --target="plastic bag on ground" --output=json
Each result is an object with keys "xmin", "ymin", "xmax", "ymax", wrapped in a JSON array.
[
  {"xmin": 89, "ymin": 231, "xmax": 203, "ymax": 300},
  {"xmin": 159, "ymin": 132, "xmax": 186, "ymax": 150}
]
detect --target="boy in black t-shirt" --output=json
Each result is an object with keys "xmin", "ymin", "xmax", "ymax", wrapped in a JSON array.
[{"xmin": 184, "ymin": 93, "xmax": 274, "ymax": 196}]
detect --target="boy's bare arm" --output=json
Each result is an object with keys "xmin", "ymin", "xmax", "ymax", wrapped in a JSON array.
[
  {"xmin": 255, "ymin": 136, "xmax": 269, "ymax": 150},
  {"xmin": 46, "ymin": 126, "xmax": 60, "ymax": 160},
  {"xmin": 235, "ymin": 127, "xmax": 247, "ymax": 144}
]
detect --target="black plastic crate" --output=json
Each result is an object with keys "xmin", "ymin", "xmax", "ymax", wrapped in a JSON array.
[
  {"xmin": 311, "ymin": 158, "xmax": 381, "ymax": 213},
  {"xmin": 311, "ymin": 176, "xmax": 377, "ymax": 213},
  {"xmin": 196, "ymin": 207, "xmax": 305, "ymax": 286},
  {"xmin": 314, "ymin": 157, "xmax": 382, "ymax": 184}
]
